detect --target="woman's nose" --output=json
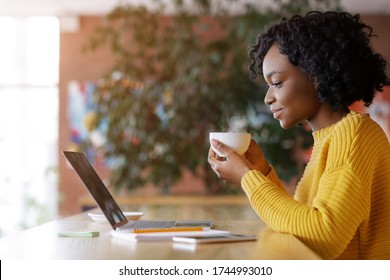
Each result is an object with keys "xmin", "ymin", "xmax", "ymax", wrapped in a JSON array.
[{"xmin": 264, "ymin": 89, "xmax": 275, "ymax": 105}]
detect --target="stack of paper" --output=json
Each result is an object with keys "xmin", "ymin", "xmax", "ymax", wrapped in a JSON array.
[{"xmin": 111, "ymin": 228, "xmax": 230, "ymax": 241}]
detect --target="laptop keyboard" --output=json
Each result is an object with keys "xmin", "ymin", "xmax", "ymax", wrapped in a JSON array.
[{"xmin": 117, "ymin": 220, "xmax": 176, "ymax": 232}]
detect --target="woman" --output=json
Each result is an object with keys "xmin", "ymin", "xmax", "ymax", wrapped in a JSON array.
[{"xmin": 208, "ymin": 11, "xmax": 390, "ymax": 260}]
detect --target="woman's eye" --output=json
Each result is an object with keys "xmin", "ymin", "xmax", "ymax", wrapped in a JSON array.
[{"xmin": 272, "ymin": 82, "xmax": 282, "ymax": 88}]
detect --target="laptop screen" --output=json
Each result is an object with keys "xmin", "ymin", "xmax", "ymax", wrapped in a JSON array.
[{"xmin": 63, "ymin": 151, "xmax": 127, "ymax": 229}]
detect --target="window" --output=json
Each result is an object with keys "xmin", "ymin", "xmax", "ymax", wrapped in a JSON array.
[{"xmin": 0, "ymin": 17, "xmax": 59, "ymax": 236}]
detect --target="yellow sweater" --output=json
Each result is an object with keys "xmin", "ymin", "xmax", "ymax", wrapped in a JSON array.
[{"xmin": 242, "ymin": 111, "xmax": 390, "ymax": 259}]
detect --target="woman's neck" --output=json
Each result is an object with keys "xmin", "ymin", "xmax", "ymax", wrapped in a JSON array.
[{"xmin": 308, "ymin": 104, "xmax": 350, "ymax": 132}]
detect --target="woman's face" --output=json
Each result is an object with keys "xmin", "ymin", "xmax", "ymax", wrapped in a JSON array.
[{"xmin": 262, "ymin": 44, "xmax": 320, "ymax": 129}]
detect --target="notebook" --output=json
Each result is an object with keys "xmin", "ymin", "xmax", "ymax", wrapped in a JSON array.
[{"xmin": 63, "ymin": 151, "xmax": 214, "ymax": 233}]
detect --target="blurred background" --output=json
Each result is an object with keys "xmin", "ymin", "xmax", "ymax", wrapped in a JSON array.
[{"xmin": 1, "ymin": 0, "xmax": 390, "ymax": 238}]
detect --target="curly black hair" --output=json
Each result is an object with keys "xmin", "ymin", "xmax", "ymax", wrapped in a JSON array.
[{"xmin": 248, "ymin": 11, "xmax": 390, "ymax": 110}]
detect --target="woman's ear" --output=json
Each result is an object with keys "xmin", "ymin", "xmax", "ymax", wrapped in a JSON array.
[
  {"xmin": 313, "ymin": 76, "xmax": 318, "ymax": 91},
  {"xmin": 309, "ymin": 76, "xmax": 319, "ymax": 97}
]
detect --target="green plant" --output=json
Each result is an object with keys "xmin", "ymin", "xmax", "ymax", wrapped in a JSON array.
[{"xmin": 84, "ymin": 0, "xmax": 341, "ymax": 193}]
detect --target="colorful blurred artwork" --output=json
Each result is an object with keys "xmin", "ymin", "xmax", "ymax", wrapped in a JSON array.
[{"xmin": 67, "ymin": 80, "xmax": 109, "ymax": 167}]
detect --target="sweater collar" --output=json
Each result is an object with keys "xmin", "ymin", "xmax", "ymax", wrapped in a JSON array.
[{"xmin": 312, "ymin": 111, "xmax": 359, "ymax": 142}]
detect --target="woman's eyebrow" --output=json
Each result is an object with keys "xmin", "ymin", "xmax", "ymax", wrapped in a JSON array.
[{"xmin": 265, "ymin": 70, "xmax": 282, "ymax": 80}]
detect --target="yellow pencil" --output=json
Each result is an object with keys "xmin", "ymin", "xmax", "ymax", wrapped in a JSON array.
[{"xmin": 131, "ymin": 227, "xmax": 209, "ymax": 234}]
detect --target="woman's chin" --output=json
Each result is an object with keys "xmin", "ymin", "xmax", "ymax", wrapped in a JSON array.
[{"xmin": 279, "ymin": 121, "xmax": 291, "ymax": 129}]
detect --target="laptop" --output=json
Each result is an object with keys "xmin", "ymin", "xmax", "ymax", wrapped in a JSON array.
[{"xmin": 63, "ymin": 151, "xmax": 213, "ymax": 232}]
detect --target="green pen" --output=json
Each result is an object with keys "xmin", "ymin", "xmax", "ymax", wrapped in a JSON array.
[{"xmin": 58, "ymin": 231, "xmax": 100, "ymax": 237}]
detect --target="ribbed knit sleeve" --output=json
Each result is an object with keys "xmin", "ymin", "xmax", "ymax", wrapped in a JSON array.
[{"xmin": 242, "ymin": 112, "xmax": 390, "ymax": 259}]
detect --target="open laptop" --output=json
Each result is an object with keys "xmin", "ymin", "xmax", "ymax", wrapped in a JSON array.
[{"xmin": 63, "ymin": 151, "xmax": 213, "ymax": 232}]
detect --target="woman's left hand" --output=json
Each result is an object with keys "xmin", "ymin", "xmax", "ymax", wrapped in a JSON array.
[{"xmin": 208, "ymin": 139, "xmax": 252, "ymax": 185}]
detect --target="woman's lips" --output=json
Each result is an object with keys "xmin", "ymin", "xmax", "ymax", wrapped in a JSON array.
[{"xmin": 271, "ymin": 108, "xmax": 283, "ymax": 119}]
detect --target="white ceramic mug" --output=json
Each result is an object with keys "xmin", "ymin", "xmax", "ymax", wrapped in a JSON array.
[{"xmin": 209, "ymin": 132, "xmax": 251, "ymax": 157}]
